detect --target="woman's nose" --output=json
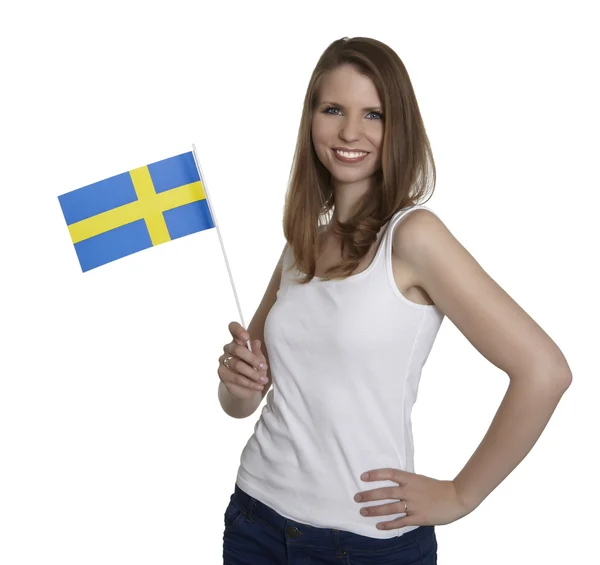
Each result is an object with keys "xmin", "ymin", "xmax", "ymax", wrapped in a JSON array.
[{"xmin": 339, "ymin": 118, "xmax": 363, "ymax": 141}]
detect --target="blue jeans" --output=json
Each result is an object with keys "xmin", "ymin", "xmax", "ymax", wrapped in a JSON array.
[{"xmin": 223, "ymin": 483, "xmax": 437, "ymax": 564}]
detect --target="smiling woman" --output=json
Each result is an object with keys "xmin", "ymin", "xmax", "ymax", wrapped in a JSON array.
[
  {"xmin": 280, "ymin": 36, "xmax": 436, "ymax": 284},
  {"xmin": 219, "ymin": 35, "xmax": 571, "ymax": 565}
]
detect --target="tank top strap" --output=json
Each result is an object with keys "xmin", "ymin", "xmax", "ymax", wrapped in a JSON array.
[
  {"xmin": 382, "ymin": 204, "xmax": 442, "ymax": 258},
  {"xmin": 280, "ymin": 243, "xmax": 296, "ymax": 285}
]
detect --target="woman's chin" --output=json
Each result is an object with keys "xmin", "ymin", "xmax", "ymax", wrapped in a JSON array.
[{"xmin": 329, "ymin": 172, "xmax": 376, "ymax": 186}]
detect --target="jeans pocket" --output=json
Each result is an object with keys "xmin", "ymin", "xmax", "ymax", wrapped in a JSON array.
[{"xmin": 224, "ymin": 499, "xmax": 245, "ymax": 531}]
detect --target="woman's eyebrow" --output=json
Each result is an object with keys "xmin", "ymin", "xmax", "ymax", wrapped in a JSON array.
[{"xmin": 320, "ymin": 101, "xmax": 383, "ymax": 111}]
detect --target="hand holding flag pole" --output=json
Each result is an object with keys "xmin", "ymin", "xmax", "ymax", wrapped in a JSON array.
[{"xmin": 191, "ymin": 143, "xmax": 252, "ymax": 353}]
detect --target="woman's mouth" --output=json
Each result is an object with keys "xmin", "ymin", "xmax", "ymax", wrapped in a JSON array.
[{"xmin": 332, "ymin": 149, "xmax": 369, "ymax": 164}]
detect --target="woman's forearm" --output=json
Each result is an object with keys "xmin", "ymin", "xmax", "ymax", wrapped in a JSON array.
[{"xmin": 453, "ymin": 372, "xmax": 571, "ymax": 513}]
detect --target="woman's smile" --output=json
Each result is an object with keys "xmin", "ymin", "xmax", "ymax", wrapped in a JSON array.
[{"xmin": 331, "ymin": 148, "xmax": 369, "ymax": 164}]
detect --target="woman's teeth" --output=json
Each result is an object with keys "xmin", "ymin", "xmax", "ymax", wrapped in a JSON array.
[{"xmin": 335, "ymin": 150, "xmax": 367, "ymax": 158}]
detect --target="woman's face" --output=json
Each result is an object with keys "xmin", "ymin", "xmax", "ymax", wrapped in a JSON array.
[{"xmin": 311, "ymin": 64, "xmax": 384, "ymax": 191}]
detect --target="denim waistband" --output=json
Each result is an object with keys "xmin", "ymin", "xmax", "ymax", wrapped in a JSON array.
[{"xmin": 231, "ymin": 482, "xmax": 433, "ymax": 550}]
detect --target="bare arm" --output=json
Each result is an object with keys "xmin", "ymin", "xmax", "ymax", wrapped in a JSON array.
[
  {"xmin": 395, "ymin": 210, "xmax": 572, "ymax": 512},
  {"xmin": 218, "ymin": 244, "xmax": 286, "ymax": 419}
]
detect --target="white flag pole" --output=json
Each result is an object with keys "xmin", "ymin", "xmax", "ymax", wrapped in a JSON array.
[{"xmin": 191, "ymin": 143, "xmax": 252, "ymax": 352}]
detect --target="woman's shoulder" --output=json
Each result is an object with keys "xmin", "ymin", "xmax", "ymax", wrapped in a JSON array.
[
  {"xmin": 390, "ymin": 205, "xmax": 444, "ymax": 245},
  {"xmin": 392, "ymin": 204, "xmax": 440, "ymax": 222}
]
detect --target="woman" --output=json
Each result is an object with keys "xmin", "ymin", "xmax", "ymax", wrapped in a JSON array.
[{"xmin": 217, "ymin": 37, "xmax": 571, "ymax": 564}]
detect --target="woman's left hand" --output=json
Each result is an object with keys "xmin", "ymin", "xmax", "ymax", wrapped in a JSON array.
[{"xmin": 354, "ymin": 468, "xmax": 473, "ymax": 530}]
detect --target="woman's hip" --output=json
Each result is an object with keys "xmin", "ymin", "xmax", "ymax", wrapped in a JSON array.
[{"xmin": 223, "ymin": 483, "xmax": 437, "ymax": 564}]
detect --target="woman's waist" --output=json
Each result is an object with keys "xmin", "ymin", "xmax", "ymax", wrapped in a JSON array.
[{"xmin": 240, "ymin": 422, "xmax": 412, "ymax": 486}]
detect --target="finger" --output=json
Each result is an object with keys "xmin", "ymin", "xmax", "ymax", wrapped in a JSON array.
[
  {"xmin": 252, "ymin": 340, "xmax": 269, "ymax": 379},
  {"xmin": 226, "ymin": 340, "xmax": 267, "ymax": 373},
  {"xmin": 362, "ymin": 468, "xmax": 406, "ymax": 483},
  {"xmin": 220, "ymin": 352, "xmax": 263, "ymax": 382},
  {"xmin": 358, "ymin": 501, "xmax": 407, "ymax": 517},
  {"xmin": 228, "ymin": 321, "xmax": 250, "ymax": 344},
  {"xmin": 374, "ymin": 517, "xmax": 413, "ymax": 530},
  {"xmin": 251, "ymin": 339, "xmax": 267, "ymax": 366},
  {"xmin": 355, "ymin": 486, "xmax": 401, "ymax": 502},
  {"xmin": 218, "ymin": 355, "xmax": 265, "ymax": 391},
  {"xmin": 228, "ymin": 370, "xmax": 265, "ymax": 391}
]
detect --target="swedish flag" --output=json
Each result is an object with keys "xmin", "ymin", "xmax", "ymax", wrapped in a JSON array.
[{"xmin": 58, "ymin": 151, "xmax": 214, "ymax": 272}]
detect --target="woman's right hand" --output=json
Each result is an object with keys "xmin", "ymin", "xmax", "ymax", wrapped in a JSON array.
[{"xmin": 218, "ymin": 321, "xmax": 269, "ymax": 400}]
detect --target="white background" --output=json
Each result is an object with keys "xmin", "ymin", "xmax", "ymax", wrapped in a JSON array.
[{"xmin": 1, "ymin": 1, "xmax": 598, "ymax": 563}]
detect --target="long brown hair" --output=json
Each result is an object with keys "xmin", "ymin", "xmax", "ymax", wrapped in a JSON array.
[{"xmin": 282, "ymin": 36, "xmax": 436, "ymax": 283}]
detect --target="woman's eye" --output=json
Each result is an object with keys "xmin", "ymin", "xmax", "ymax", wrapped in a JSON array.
[{"xmin": 323, "ymin": 106, "xmax": 383, "ymax": 120}]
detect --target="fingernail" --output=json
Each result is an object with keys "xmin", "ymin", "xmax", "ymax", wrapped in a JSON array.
[
  {"xmin": 259, "ymin": 377, "xmax": 268, "ymax": 383},
  {"xmin": 242, "ymin": 333, "xmax": 249, "ymax": 340},
  {"xmin": 259, "ymin": 363, "xmax": 266, "ymax": 370}
]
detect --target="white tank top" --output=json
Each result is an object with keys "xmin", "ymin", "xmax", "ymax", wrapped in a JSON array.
[{"xmin": 235, "ymin": 204, "xmax": 446, "ymax": 539}]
